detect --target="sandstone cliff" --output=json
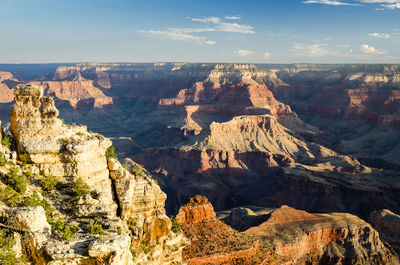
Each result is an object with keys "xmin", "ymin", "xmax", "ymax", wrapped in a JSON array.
[{"xmin": 0, "ymin": 84, "xmax": 187, "ymax": 265}]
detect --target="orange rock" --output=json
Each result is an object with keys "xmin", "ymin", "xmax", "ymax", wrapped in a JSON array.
[{"xmin": 176, "ymin": 195, "xmax": 216, "ymax": 224}]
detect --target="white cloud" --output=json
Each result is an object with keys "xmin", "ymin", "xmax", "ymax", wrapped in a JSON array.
[
  {"xmin": 292, "ymin": 43, "xmax": 334, "ymax": 56},
  {"xmin": 225, "ymin": 16, "xmax": 241, "ymax": 20},
  {"xmin": 139, "ymin": 30, "xmax": 216, "ymax": 45},
  {"xmin": 302, "ymin": 0, "xmax": 359, "ymax": 6},
  {"xmin": 235, "ymin": 49, "xmax": 255, "ymax": 57},
  {"xmin": 215, "ymin": 22, "xmax": 255, "ymax": 34},
  {"xmin": 191, "ymin": 17, "xmax": 220, "ymax": 24},
  {"xmin": 359, "ymin": 0, "xmax": 400, "ymax": 8},
  {"xmin": 360, "ymin": 44, "xmax": 386, "ymax": 54},
  {"xmin": 264, "ymin": 52, "xmax": 271, "ymax": 59},
  {"xmin": 140, "ymin": 16, "xmax": 255, "ymax": 45},
  {"xmin": 368, "ymin": 32, "xmax": 391, "ymax": 38},
  {"xmin": 385, "ymin": 2, "xmax": 400, "ymax": 8},
  {"xmin": 192, "ymin": 17, "xmax": 255, "ymax": 34},
  {"xmin": 303, "ymin": 0, "xmax": 400, "ymax": 9}
]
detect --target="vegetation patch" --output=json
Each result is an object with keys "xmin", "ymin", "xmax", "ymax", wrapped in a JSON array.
[
  {"xmin": 1, "ymin": 135, "xmax": 12, "ymax": 148},
  {"xmin": 170, "ymin": 216, "xmax": 182, "ymax": 233},
  {"xmin": 88, "ymin": 220, "xmax": 104, "ymax": 235},
  {"xmin": 40, "ymin": 174, "xmax": 58, "ymax": 195},
  {"xmin": 0, "ymin": 187, "xmax": 20, "ymax": 207},
  {"xmin": 105, "ymin": 146, "xmax": 117, "ymax": 159},
  {"xmin": 131, "ymin": 165, "xmax": 145, "ymax": 177},
  {"xmin": 0, "ymin": 153, "xmax": 7, "ymax": 167},
  {"xmin": 71, "ymin": 178, "xmax": 99, "ymax": 200},
  {"xmin": 3, "ymin": 168, "xmax": 26, "ymax": 194},
  {"xmin": 0, "ymin": 229, "xmax": 21, "ymax": 265}
]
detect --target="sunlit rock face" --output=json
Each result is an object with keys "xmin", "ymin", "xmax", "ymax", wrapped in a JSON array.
[{"xmin": 4, "ymin": 84, "xmax": 188, "ymax": 265}]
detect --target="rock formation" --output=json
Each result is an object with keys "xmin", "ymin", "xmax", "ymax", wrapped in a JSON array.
[
  {"xmin": 1, "ymin": 63, "xmax": 400, "ymax": 261},
  {"xmin": 245, "ymin": 205, "xmax": 400, "ymax": 264},
  {"xmin": 30, "ymin": 79, "xmax": 113, "ymax": 109},
  {"xmin": 0, "ymin": 84, "xmax": 187, "ymax": 264},
  {"xmin": 178, "ymin": 196, "xmax": 400, "ymax": 265},
  {"xmin": 177, "ymin": 196, "xmax": 260, "ymax": 265},
  {"xmin": 176, "ymin": 195, "xmax": 216, "ymax": 224},
  {"xmin": 370, "ymin": 209, "xmax": 400, "ymax": 253}
]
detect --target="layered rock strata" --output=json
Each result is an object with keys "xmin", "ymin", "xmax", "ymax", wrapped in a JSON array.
[
  {"xmin": 1, "ymin": 84, "xmax": 187, "ymax": 265},
  {"xmin": 178, "ymin": 196, "xmax": 399, "ymax": 265}
]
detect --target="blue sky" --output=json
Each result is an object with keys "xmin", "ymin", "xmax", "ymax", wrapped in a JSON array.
[{"xmin": 0, "ymin": 0, "xmax": 399, "ymax": 63}]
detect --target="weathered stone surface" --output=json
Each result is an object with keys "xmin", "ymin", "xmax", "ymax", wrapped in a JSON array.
[
  {"xmin": 109, "ymin": 159, "xmax": 171, "ymax": 243},
  {"xmin": 245, "ymin": 205, "xmax": 400, "ymax": 264},
  {"xmin": 370, "ymin": 209, "xmax": 400, "ymax": 252},
  {"xmin": 2, "ymin": 84, "xmax": 187, "ymax": 265},
  {"xmin": 88, "ymin": 234, "xmax": 133, "ymax": 265},
  {"xmin": 10, "ymin": 84, "xmax": 117, "ymax": 217},
  {"xmin": 6, "ymin": 206, "xmax": 51, "ymax": 233},
  {"xmin": 176, "ymin": 195, "xmax": 216, "ymax": 224}
]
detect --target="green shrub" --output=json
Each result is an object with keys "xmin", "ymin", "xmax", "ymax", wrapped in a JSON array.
[
  {"xmin": 63, "ymin": 224, "xmax": 80, "ymax": 241},
  {"xmin": 40, "ymin": 174, "xmax": 58, "ymax": 195},
  {"xmin": 59, "ymin": 118, "xmax": 65, "ymax": 124},
  {"xmin": 0, "ymin": 229, "xmax": 18, "ymax": 265},
  {"xmin": 139, "ymin": 242, "xmax": 151, "ymax": 254},
  {"xmin": 105, "ymin": 146, "xmax": 117, "ymax": 159},
  {"xmin": 71, "ymin": 178, "xmax": 98, "ymax": 200},
  {"xmin": 88, "ymin": 220, "xmax": 104, "ymax": 235},
  {"xmin": 127, "ymin": 218, "xmax": 137, "ymax": 231},
  {"xmin": 170, "ymin": 216, "xmax": 182, "ymax": 233},
  {"xmin": 131, "ymin": 165, "xmax": 144, "ymax": 176},
  {"xmin": 1, "ymin": 136, "xmax": 11, "ymax": 148},
  {"xmin": 117, "ymin": 226, "xmax": 122, "ymax": 235},
  {"xmin": 0, "ymin": 187, "xmax": 20, "ymax": 207},
  {"xmin": 51, "ymin": 219, "xmax": 79, "ymax": 241},
  {"xmin": 71, "ymin": 178, "xmax": 91, "ymax": 199},
  {"xmin": 4, "ymin": 167, "xmax": 26, "ymax": 194},
  {"xmin": 0, "ymin": 153, "xmax": 7, "ymax": 167}
]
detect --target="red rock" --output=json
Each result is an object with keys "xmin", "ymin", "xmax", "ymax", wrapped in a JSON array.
[
  {"xmin": 176, "ymin": 195, "xmax": 216, "ymax": 224},
  {"xmin": 0, "ymin": 83, "xmax": 13, "ymax": 103},
  {"xmin": 29, "ymin": 80, "xmax": 113, "ymax": 108}
]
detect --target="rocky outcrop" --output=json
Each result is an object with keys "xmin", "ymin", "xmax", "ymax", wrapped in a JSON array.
[
  {"xmin": 177, "ymin": 196, "xmax": 260, "ymax": 265},
  {"xmin": 1, "ymin": 84, "xmax": 187, "ymax": 265},
  {"xmin": 178, "ymin": 196, "xmax": 399, "ymax": 264},
  {"xmin": 108, "ymin": 158, "xmax": 188, "ymax": 264},
  {"xmin": 245, "ymin": 205, "xmax": 400, "ymax": 264},
  {"xmin": 176, "ymin": 195, "xmax": 216, "ymax": 224},
  {"xmin": 10, "ymin": 84, "xmax": 117, "ymax": 216},
  {"xmin": 370, "ymin": 209, "xmax": 400, "ymax": 252}
]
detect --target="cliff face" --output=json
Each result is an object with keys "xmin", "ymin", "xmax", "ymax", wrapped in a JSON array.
[
  {"xmin": 178, "ymin": 196, "xmax": 399, "ymax": 265},
  {"xmin": 245, "ymin": 206, "xmax": 399, "ymax": 265},
  {"xmin": 0, "ymin": 83, "xmax": 13, "ymax": 103},
  {"xmin": 177, "ymin": 196, "xmax": 260, "ymax": 265},
  {"xmin": 370, "ymin": 209, "xmax": 400, "ymax": 253},
  {"xmin": 0, "ymin": 85, "xmax": 187, "ymax": 265},
  {"xmin": 29, "ymin": 80, "xmax": 113, "ymax": 109}
]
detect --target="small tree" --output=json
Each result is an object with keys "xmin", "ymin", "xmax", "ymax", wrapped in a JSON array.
[
  {"xmin": 105, "ymin": 146, "xmax": 117, "ymax": 159},
  {"xmin": 1, "ymin": 135, "xmax": 11, "ymax": 148},
  {"xmin": 4, "ymin": 167, "xmax": 26, "ymax": 194}
]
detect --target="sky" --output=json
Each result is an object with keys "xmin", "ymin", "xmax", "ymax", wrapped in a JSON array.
[{"xmin": 0, "ymin": 0, "xmax": 399, "ymax": 63}]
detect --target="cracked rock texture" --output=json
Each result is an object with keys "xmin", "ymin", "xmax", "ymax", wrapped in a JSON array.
[{"xmin": 2, "ymin": 84, "xmax": 188, "ymax": 265}]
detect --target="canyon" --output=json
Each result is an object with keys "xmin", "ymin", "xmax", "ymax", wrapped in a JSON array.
[{"xmin": 1, "ymin": 63, "xmax": 400, "ymax": 264}]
